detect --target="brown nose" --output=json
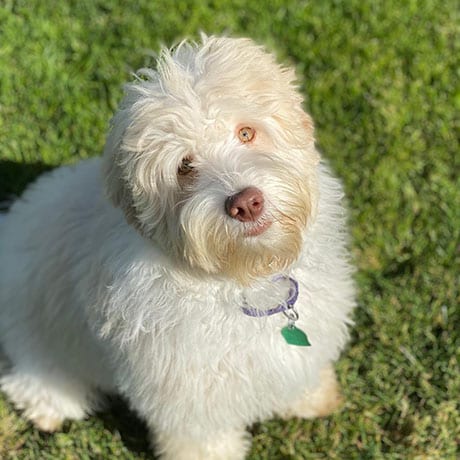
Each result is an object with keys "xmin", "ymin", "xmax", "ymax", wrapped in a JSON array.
[{"xmin": 225, "ymin": 187, "xmax": 264, "ymax": 222}]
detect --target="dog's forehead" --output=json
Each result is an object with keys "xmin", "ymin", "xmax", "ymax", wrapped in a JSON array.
[
  {"xmin": 122, "ymin": 39, "xmax": 309, "ymax": 154},
  {"xmin": 150, "ymin": 85, "xmax": 273, "ymax": 142},
  {"xmin": 152, "ymin": 40, "xmax": 302, "ymax": 125},
  {"xmin": 164, "ymin": 78, "xmax": 293, "ymax": 141}
]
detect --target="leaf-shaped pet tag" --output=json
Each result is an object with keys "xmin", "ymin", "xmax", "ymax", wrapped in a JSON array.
[{"xmin": 281, "ymin": 325, "xmax": 311, "ymax": 347}]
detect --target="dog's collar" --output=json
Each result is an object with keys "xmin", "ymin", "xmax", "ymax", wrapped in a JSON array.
[
  {"xmin": 241, "ymin": 275, "xmax": 310, "ymax": 347},
  {"xmin": 241, "ymin": 275, "xmax": 299, "ymax": 317}
]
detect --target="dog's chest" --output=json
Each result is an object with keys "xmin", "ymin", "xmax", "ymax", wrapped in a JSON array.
[
  {"xmin": 99, "ymin": 271, "xmax": 323, "ymax": 420},
  {"xmin": 153, "ymin": 291, "xmax": 312, "ymax": 385}
]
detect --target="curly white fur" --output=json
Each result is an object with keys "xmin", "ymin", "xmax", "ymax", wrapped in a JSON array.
[{"xmin": 0, "ymin": 36, "xmax": 355, "ymax": 459}]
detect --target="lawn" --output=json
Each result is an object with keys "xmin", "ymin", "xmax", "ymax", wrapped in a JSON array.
[{"xmin": 0, "ymin": 0, "xmax": 459, "ymax": 459}]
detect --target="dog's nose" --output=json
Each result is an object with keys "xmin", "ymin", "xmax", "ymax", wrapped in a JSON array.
[{"xmin": 225, "ymin": 187, "xmax": 264, "ymax": 222}]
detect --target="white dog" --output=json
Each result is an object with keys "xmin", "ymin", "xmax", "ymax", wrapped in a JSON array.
[{"xmin": 0, "ymin": 36, "xmax": 355, "ymax": 459}]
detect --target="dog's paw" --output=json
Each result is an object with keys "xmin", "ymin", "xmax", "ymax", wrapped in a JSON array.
[
  {"xmin": 30, "ymin": 414, "xmax": 64, "ymax": 432},
  {"xmin": 155, "ymin": 429, "xmax": 250, "ymax": 460},
  {"xmin": 281, "ymin": 366, "xmax": 344, "ymax": 420},
  {"xmin": 0, "ymin": 370, "xmax": 91, "ymax": 432}
]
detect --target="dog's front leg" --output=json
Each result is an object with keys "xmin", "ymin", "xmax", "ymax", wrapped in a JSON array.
[
  {"xmin": 280, "ymin": 365, "xmax": 344, "ymax": 420},
  {"xmin": 116, "ymin": 362, "xmax": 251, "ymax": 460}
]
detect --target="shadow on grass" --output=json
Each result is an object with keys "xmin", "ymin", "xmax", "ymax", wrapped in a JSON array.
[
  {"xmin": 97, "ymin": 395, "xmax": 153, "ymax": 456},
  {"xmin": 0, "ymin": 160, "xmax": 54, "ymax": 205}
]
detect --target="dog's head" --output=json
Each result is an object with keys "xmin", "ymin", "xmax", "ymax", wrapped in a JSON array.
[{"xmin": 103, "ymin": 35, "xmax": 320, "ymax": 283}]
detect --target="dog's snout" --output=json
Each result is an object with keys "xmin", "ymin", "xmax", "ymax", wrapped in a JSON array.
[{"xmin": 225, "ymin": 187, "xmax": 264, "ymax": 222}]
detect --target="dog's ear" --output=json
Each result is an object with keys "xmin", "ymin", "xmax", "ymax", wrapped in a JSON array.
[
  {"xmin": 102, "ymin": 112, "xmax": 139, "ymax": 226},
  {"xmin": 103, "ymin": 157, "xmax": 138, "ymax": 226},
  {"xmin": 301, "ymin": 111, "xmax": 320, "ymax": 164},
  {"xmin": 302, "ymin": 112, "xmax": 314, "ymax": 136},
  {"xmin": 273, "ymin": 108, "xmax": 319, "ymax": 164}
]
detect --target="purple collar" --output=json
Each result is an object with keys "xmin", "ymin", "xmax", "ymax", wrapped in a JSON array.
[{"xmin": 241, "ymin": 276, "xmax": 299, "ymax": 317}]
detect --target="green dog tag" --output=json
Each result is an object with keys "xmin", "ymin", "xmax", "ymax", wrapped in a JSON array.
[{"xmin": 281, "ymin": 325, "xmax": 311, "ymax": 347}]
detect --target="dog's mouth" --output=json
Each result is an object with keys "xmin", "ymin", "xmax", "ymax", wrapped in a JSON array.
[{"xmin": 243, "ymin": 219, "xmax": 272, "ymax": 237}]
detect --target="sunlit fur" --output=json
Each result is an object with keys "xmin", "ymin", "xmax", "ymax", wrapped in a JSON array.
[
  {"xmin": 103, "ymin": 36, "xmax": 319, "ymax": 283},
  {"xmin": 0, "ymin": 36, "xmax": 355, "ymax": 459}
]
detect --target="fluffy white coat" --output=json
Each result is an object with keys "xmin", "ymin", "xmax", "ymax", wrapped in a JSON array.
[{"xmin": 0, "ymin": 36, "xmax": 355, "ymax": 459}]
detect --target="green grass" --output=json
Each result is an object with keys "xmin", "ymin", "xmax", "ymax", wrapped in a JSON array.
[{"xmin": 1, "ymin": 0, "xmax": 459, "ymax": 458}]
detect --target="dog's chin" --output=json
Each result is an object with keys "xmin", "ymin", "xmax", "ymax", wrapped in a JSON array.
[{"xmin": 180, "ymin": 220, "xmax": 303, "ymax": 285}]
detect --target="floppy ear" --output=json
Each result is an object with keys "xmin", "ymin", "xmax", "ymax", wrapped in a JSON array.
[
  {"xmin": 102, "ymin": 110, "xmax": 139, "ymax": 226},
  {"xmin": 301, "ymin": 111, "xmax": 320, "ymax": 164},
  {"xmin": 273, "ymin": 107, "xmax": 320, "ymax": 164},
  {"xmin": 302, "ymin": 111, "xmax": 314, "ymax": 136}
]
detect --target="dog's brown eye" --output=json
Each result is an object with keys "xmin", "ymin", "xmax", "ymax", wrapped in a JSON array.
[
  {"xmin": 238, "ymin": 126, "xmax": 255, "ymax": 143},
  {"xmin": 178, "ymin": 157, "xmax": 194, "ymax": 175}
]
